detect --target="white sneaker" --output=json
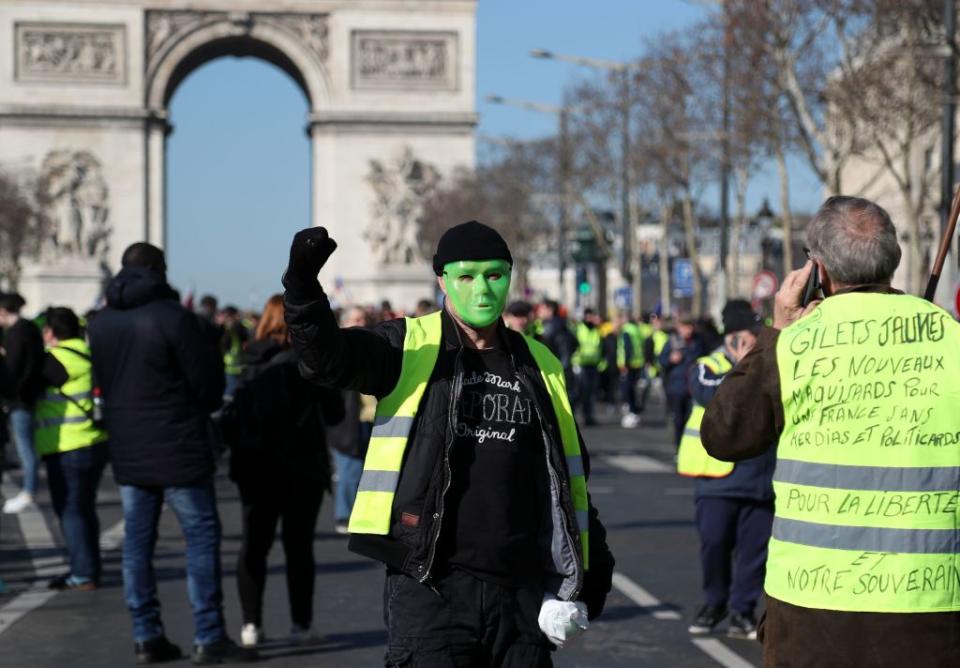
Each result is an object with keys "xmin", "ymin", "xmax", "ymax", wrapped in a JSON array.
[
  {"xmin": 3, "ymin": 492, "xmax": 35, "ymax": 514},
  {"xmin": 240, "ymin": 623, "xmax": 263, "ymax": 647},
  {"xmin": 620, "ymin": 413, "xmax": 641, "ymax": 429},
  {"xmin": 289, "ymin": 624, "xmax": 323, "ymax": 646}
]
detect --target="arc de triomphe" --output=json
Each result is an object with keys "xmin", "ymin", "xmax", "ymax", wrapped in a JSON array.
[{"xmin": 0, "ymin": 0, "xmax": 476, "ymax": 311}]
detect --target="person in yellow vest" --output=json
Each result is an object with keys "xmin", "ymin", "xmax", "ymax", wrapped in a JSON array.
[
  {"xmin": 282, "ymin": 221, "xmax": 614, "ymax": 666},
  {"xmin": 615, "ymin": 313, "xmax": 646, "ymax": 428},
  {"xmin": 678, "ymin": 300, "xmax": 776, "ymax": 640},
  {"xmin": 573, "ymin": 309, "xmax": 604, "ymax": 426},
  {"xmin": 219, "ymin": 305, "xmax": 248, "ymax": 398},
  {"xmin": 35, "ymin": 307, "xmax": 109, "ymax": 591},
  {"xmin": 701, "ymin": 196, "xmax": 960, "ymax": 668}
]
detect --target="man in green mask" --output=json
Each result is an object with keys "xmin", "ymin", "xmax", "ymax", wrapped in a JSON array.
[{"xmin": 283, "ymin": 220, "xmax": 614, "ymax": 667}]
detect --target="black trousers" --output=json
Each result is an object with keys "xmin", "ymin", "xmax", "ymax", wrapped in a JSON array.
[
  {"xmin": 236, "ymin": 477, "xmax": 323, "ymax": 627},
  {"xmin": 384, "ymin": 569, "xmax": 553, "ymax": 668},
  {"xmin": 666, "ymin": 393, "xmax": 692, "ymax": 449}
]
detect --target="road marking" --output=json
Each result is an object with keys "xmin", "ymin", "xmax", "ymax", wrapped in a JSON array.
[
  {"xmin": 604, "ymin": 454, "xmax": 673, "ymax": 474},
  {"xmin": 611, "ymin": 572, "xmax": 681, "ymax": 620},
  {"xmin": 0, "ymin": 477, "xmax": 124, "ymax": 636},
  {"xmin": 691, "ymin": 638, "xmax": 757, "ymax": 668}
]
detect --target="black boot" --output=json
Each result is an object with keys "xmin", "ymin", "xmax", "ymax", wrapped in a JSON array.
[
  {"xmin": 191, "ymin": 637, "xmax": 258, "ymax": 665},
  {"xmin": 135, "ymin": 636, "xmax": 183, "ymax": 664}
]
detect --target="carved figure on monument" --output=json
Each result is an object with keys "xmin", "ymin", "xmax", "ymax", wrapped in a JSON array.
[
  {"xmin": 16, "ymin": 24, "xmax": 123, "ymax": 82},
  {"xmin": 366, "ymin": 148, "xmax": 440, "ymax": 266},
  {"xmin": 36, "ymin": 150, "xmax": 111, "ymax": 260}
]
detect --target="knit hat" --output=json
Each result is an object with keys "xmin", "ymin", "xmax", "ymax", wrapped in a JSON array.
[
  {"xmin": 432, "ymin": 221, "xmax": 513, "ymax": 276},
  {"xmin": 722, "ymin": 299, "xmax": 761, "ymax": 334}
]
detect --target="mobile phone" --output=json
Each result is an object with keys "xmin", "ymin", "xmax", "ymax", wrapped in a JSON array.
[{"xmin": 801, "ymin": 263, "xmax": 822, "ymax": 306}]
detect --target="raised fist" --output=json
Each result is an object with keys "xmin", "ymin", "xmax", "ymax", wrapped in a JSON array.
[{"xmin": 283, "ymin": 227, "xmax": 338, "ymax": 297}]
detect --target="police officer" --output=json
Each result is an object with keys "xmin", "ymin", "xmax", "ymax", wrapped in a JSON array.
[
  {"xmin": 678, "ymin": 300, "xmax": 776, "ymax": 640},
  {"xmin": 701, "ymin": 196, "xmax": 960, "ymax": 667},
  {"xmin": 283, "ymin": 221, "xmax": 615, "ymax": 667},
  {"xmin": 35, "ymin": 307, "xmax": 109, "ymax": 591}
]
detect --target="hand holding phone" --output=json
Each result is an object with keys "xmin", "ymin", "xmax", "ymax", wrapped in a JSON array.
[{"xmin": 774, "ymin": 261, "xmax": 823, "ymax": 330}]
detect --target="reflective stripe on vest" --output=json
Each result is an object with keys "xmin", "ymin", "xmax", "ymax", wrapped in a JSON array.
[
  {"xmin": 770, "ymin": 293, "xmax": 960, "ymax": 613},
  {"xmin": 34, "ymin": 339, "xmax": 108, "ymax": 457},
  {"xmin": 524, "ymin": 334, "xmax": 591, "ymax": 570},
  {"xmin": 349, "ymin": 312, "xmax": 591, "ymax": 569},
  {"xmin": 677, "ymin": 351, "xmax": 735, "ymax": 478},
  {"xmin": 348, "ymin": 312, "xmax": 443, "ymax": 534}
]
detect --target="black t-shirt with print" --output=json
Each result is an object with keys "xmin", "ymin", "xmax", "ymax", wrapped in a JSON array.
[{"xmin": 437, "ymin": 345, "xmax": 545, "ymax": 585}]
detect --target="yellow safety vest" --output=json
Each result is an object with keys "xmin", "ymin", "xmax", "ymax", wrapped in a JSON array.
[
  {"xmin": 648, "ymin": 329, "xmax": 669, "ymax": 378},
  {"xmin": 573, "ymin": 323, "xmax": 603, "ymax": 368},
  {"xmin": 616, "ymin": 323, "xmax": 645, "ymax": 369},
  {"xmin": 349, "ymin": 311, "xmax": 591, "ymax": 569},
  {"xmin": 677, "ymin": 350, "xmax": 735, "ymax": 478},
  {"xmin": 34, "ymin": 339, "xmax": 108, "ymax": 456},
  {"xmin": 224, "ymin": 328, "xmax": 243, "ymax": 376},
  {"xmin": 770, "ymin": 293, "xmax": 960, "ymax": 613}
]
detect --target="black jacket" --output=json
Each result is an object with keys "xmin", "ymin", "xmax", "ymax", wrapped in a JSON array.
[
  {"xmin": 2, "ymin": 318, "xmax": 45, "ymax": 410},
  {"xmin": 224, "ymin": 339, "xmax": 343, "ymax": 485},
  {"xmin": 284, "ymin": 289, "xmax": 614, "ymax": 618},
  {"xmin": 88, "ymin": 267, "xmax": 225, "ymax": 487},
  {"xmin": 326, "ymin": 390, "xmax": 371, "ymax": 459}
]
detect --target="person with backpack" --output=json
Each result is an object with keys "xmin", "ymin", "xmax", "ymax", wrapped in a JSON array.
[
  {"xmin": 222, "ymin": 294, "xmax": 343, "ymax": 648},
  {"xmin": 35, "ymin": 307, "xmax": 110, "ymax": 591}
]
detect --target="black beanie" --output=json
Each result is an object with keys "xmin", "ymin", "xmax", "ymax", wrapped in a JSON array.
[
  {"xmin": 432, "ymin": 221, "xmax": 513, "ymax": 276},
  {"xmin": 722, "ymin": 299, "xmax": 761, "ymax": 334}
]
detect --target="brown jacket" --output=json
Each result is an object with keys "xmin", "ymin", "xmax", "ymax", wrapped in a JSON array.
[{"xmin": 701, "ymin": 286, "xmax": 960, "ymax": 668}]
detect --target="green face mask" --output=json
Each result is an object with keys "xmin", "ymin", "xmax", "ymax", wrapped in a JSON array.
[{"xmin": 442, "ymin": 259, "xmax": 512, "ymax": 328}]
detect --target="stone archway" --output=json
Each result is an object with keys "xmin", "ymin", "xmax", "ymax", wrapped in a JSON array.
[{"xmin": 0, "ymin": 1, "xmax": 476, "ymax": 311}]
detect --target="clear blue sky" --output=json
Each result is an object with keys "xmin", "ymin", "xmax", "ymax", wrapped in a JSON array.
[{"xmin": 167, "ymin": 0, "xmax": 823, "ymax": 307}]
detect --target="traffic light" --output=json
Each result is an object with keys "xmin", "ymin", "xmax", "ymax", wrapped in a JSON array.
[{"xmin": 576, "ymin": 266, "xmax": 591, "ymax": 294}]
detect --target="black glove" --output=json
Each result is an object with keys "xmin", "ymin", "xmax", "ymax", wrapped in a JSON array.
[{"xmin": 282, "ymin": 227, "xmax": 338, "ymax": 299}]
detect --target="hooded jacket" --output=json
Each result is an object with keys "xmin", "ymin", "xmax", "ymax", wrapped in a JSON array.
[
  {"xmin": 88, "ymin": 267, "xmax": 225, "ymax": 487},
  {"xmin": 283, "ymin": 289, "xmax": 615, "ymax": 618}
]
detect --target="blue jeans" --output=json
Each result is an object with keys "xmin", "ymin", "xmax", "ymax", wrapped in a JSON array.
[
  {"xmin": 120, "ymin": 478, "xmax": 226, "ymax": 645},
  {"xmin": 10, "ymin": 408, "xmax": 38, "ymax": 495},
  {"xmin": 333, "ymin": 450, "xmax": 364, "ymax": 522},
  {"xmin": 45, "ymin": 442, "xmax": 109, "ymax": 582}
]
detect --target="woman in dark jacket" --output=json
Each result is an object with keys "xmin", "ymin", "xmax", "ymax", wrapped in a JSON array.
[
  {"xmin": 0, "ymin": 292, "xmax": 45, "ymax": 514},
  {"xmin": 223, "ymin": 295, "xmax": 342, "ymax": 649}
]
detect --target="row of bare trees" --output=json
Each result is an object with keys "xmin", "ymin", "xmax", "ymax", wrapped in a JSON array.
[{"xmin": 420, "ymin": 0, "xmax": 955, "ymax": 309}]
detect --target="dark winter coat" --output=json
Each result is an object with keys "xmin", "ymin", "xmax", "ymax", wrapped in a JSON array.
[
  {"xmin": 2, "ymin": 318, "xmax": 45, "ymax": 410},
  {"xmin": 283, "ymin": 289, "xmax": 615, "ymax": 619},
  {"xmin": 223, "ymin": 339, "xmax": 343, "ymax": 485},
  {"xmin": 540, "ymin": 316, "xmax": 578, "ymax": 371},
  {"xmin": 657, "ymin": 334, "xmax": 705, "ymax": 398},
  {"xmin": 325, "ymin": 390, "xmax": 372, "ymax": 460},
  {"xmin": 88, "ymin": 266, "xmax": 225, "ymax": 487}
]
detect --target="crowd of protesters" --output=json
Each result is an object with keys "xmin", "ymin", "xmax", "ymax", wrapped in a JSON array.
[{"xmin": 0, "ymin": 238, "xmax": 753, "ymax": 662}]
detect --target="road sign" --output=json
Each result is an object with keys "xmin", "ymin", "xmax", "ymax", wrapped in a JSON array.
[
  {"xmin": 752, "ymin": 270, "xmax": 779, "ymax": 301},
  {"xmin": 614, "ymin": 286, "xmax": 633, "ymax": 310},
  {"xmin": 955, "ymin": 282, "xmax": 960, "ymax": 318},
  {"xmin": 672, "ymin": 259, "xmax": 694, "ymax": 298}
]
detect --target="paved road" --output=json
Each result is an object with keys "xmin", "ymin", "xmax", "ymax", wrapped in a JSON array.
[{"xmin": 0, "ymin": 400, "xmax": 762, "ymax": 667}]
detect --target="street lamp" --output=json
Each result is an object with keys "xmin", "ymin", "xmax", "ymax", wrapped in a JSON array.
[
  {"xmin": 485, "ymin": 94, "xmax": 572, "ymax": 297},
  {"xmin": 530, "ymin": 49, "xmax": 638, "ymax": 306},
  {"xmin": 755, "ymin": 197, "xmax": 776, "ymax": 272}
]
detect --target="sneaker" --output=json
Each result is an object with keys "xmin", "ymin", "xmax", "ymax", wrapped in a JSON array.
[
  {"xmin": 240, "ymin": 624, "xmax": 263, "ymax": 647},
  {"xmin": 334, "ymin": 520, "xmax": 349, "ymax": 536},
  {"xmin": 3, "ymin": 492, "xmax": 35, "ymax": 514},
  {"xmin": 727, "ymin": 612, "xmax": 758, "ymax": 640},
  {"xmin": 688, "ymin": 604, "xmax": 727, "ymax": 635},
  {"xmin": 621, "ymin": 412, "xmax": 641, "ymax": 429},
  {"xmin": 191, "ymin": 637, "xmax": 258, "ymax": 664},
  {"xmin": 289, "ymin": 624, "xmax": 323, "ymax": 646},
  {"xmin": 135, "ymin": 636, "xmax": 183, "ymax": 664},
  {"xmin": 48, "ymin": 574, "xmax": 98, "ymax": 591}
]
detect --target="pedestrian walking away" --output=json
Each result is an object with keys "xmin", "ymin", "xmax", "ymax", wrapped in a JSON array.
[
  {"xmin": 219, "ymin": 293, "xmax": 343, "ymax": 649},
  {"xmin": 88, "ymin": 242, "xmax": 255, "ymax": 665},
  {"xmin": 702, "ymin": 196, "xmax": 960, "ymax": 668},
  {"xmin": 36, "ymin": 307, "xmax": 110, "ymax": 591},
  {"xmin": 283, "ymin": 220, "xmax": 615, "ymax": 667},
  {"xmin": 677, "ymin": 300, "xmax": 776, "ymax": 641},
  {"xmin": 0, "ymin": 291, "xmax": 46, "ymax": 514}
]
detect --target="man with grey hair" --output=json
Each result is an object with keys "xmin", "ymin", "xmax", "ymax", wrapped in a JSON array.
[{"xmin": 700, "ymin": 196, "xmax": 960, "ymax": 667}]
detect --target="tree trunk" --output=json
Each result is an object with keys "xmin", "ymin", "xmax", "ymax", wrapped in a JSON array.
[
  {"xmin": 681, "ymin": 195, "xmax": 703, "ymax": 317},
  {"xmin": 659, "ymin": 202, "xmax": 672, "ymax": 317},
  {"xmin": 775, "ymin": 143, "xmax": 794, "ymax": 276},
  {"xmin": 730, "ymin": 165, "xmax": 749, "ymax": 297}
]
